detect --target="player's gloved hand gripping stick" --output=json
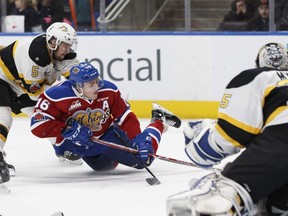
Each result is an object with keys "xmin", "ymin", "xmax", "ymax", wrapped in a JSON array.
[
  {"xmin": 112, "ymin": 124, "xmax": 155, "ymax": 165},
  {"xmin": 112, "ymin": 123, "xmax": 160, "ymax": 185},
  {"xmin": 62, "ymin": 118, "xmax": 93, "ymax": 147},
  {"xmin": 62, "ymin": 118, "xmax": 160, "ymax": 185}
]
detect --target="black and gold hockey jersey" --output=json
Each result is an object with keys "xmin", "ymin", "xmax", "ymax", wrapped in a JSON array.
[
  {"xmin": 215, "ymin": 67, "xmax": 288, "ymax": 149},
  {"xmin": 0, "ymin": 34, "xmax": 78, "ymax": 101}
]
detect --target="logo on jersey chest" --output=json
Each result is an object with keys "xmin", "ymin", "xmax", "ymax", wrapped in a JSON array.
[
  {"xmin": 73, "ymin": 107, "xmax": 110, "ymax": 131},
  {"xmin": 69, "ymin": 100, "xmax": 82, "ymax": 111}
]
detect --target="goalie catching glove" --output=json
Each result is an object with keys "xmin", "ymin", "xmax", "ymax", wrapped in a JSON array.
[
  {"xmin": 62, "ymin": 118, "xmax": 93, "ymax": 147},
  {"xmin": 184, "ymin": 119, "xmax": 229, "ymax": 167}
]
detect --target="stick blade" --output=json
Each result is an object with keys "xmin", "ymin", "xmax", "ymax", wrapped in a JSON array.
[{"xmin": 146, "ymin": 177, "xmax": 161, "ymax": 186}]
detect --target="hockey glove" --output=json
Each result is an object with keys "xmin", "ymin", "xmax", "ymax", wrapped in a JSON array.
[
  {"xmin": 62, "ymin": 119, "xmax": 93, "ymax": 147},
  {"xmin": 184, "ymin": 120, "xmax": 238, "ymax": 167},
  {"xmin": 183, "ymin": 119, "xmax": 217, "ymax": 144},
  {"xmin": 133, "ymin": 132, "xmax": 154, "ymax": 165}
]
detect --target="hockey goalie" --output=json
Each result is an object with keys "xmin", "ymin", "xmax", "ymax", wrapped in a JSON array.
[{"xmin": 167, "ymin": 42, "xmax": 288, "ymax": 216}]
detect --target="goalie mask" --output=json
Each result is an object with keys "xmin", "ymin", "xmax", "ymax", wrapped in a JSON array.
[
  {"xmin": 255, "ymin": 43, "xmax": 288, "ymax": 69},
  {"xmin": 46, "ymin": 22, "xmax": 77, "ymax": 52},
  {"xmin": 70, "ymin": 62, "xmax": 104, "ymax": 99}
]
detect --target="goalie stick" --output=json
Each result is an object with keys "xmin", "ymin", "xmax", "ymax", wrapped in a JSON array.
[{"xmin": 90, "ymin": 137, "xmax": 215, "ymax": 172}]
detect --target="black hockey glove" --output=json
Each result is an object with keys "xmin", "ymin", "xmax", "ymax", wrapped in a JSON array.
[{"xmin": 62, "ymin": 119, "xmax": 93, "ymax": 147}]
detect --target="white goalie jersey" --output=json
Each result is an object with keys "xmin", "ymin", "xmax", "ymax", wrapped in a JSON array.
[
  {"xmin": 215, "ymin": 67, "xmax": 288, "ymax": 149},
  {"xmin": 184, "ymin": 67, "xmax": 288, "ymax": 167},
  {"xmin": 0, "ymin": 34, "xmax": 78, "ymax": 101}
]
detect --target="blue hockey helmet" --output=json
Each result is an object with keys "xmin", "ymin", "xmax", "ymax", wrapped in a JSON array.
[{"xmin": 69, "ymin": 62, "xmax": 104, "ymax": 89}]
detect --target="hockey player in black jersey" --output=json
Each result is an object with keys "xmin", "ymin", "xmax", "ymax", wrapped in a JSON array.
[
  {"xmin": 0, "ymin": 22, "xmax": 78, "ymax": 185},
  {"xmin": 167, "ymin": 42, "xmax": 288, "ymax": 215}
]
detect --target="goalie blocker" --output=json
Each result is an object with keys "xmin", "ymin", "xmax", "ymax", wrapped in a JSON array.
[{"xmin": 183, "ymin": 119, "xmax": 239, "ymax": 167}]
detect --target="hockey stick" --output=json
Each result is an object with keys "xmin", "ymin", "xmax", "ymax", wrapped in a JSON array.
[
  {"xmin": 112, "ymin": 128, "xmax": 161, "ymax": 186},
  {"xmin": 90, "ymin": 137, "xmax": 215, "ymax": 172},
  {"xmin": 64, "ymin": 117, "xmax": 159, "ymax": 185}
]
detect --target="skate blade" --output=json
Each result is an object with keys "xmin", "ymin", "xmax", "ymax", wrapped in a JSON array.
[
  {"xmin": 49, "ymin": 212, "xmax": 64, "ymax": 216},
  {"xmin": 58, "ymin": 157, "xmax": 83, "ymax": 166}
]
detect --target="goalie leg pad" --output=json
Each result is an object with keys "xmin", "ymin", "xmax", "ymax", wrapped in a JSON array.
[
  {"xmin": 167, "ymin": 173, "xmax": 214, "ymax": 216},
  {"xmin": 167, "ymin": 172, "xmax": 258, "ymax": 216}
]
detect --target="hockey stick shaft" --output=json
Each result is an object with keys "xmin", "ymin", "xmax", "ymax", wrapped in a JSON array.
[
  {"xmin": 91, "ymin": 137, "xmax": 213, "ymax": 170},
  {"xmin": 111, "ymin": 128, "xmax": 160, "ymax": 185}
]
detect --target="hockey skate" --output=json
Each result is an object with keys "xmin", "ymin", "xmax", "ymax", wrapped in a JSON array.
[
  {"xmin": 6, "ymin": 163, "xmax": 16, "ymax": 176},
  {"xmin": 151, "ymin": 103, "xmax": 181, "ymax": 130},
  {"xmin": 56, "ymin": 151, "xmax": 83, "ymax": 166},
  {"xmin": 0, "ymin": 151, "xmax": 10, "ymax": 184},
  {"xmin": 3, "ymin": 151, "xmax": 16, "ymax": 176}
]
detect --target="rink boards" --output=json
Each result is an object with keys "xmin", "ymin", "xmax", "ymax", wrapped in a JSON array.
[{"xmin": 2, "ymin": 32, "xmax": 288, "ymax": 118}]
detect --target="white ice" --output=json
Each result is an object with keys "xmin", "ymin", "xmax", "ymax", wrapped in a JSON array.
[{"xmin": 0, "ymin": 118, "xmax": 237, "ymax": 216}]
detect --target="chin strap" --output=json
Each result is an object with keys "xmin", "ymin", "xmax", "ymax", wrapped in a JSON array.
[
  {"xmin": 72, "ymin": 85, "xmax": 96, "ymax": 101},
  {"xmin": 72, "ymin": 85, "xmax": 85, "ymax": 98}
]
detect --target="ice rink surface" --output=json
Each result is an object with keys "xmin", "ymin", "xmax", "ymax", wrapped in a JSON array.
[{"xmin": 0, "ymin": 118, "xmax": 236, "ymax": 216}]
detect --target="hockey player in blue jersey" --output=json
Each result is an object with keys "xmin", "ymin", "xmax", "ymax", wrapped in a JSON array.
[
  {"xmin": 167, "ymin": 42, "xmax": 288, "ymax": 215},
  {"xmin": 31, "ymin": 62, "xmax": 181, "ymax": 174}
]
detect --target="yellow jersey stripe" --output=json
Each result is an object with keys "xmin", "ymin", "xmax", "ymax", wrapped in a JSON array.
[
  {"xmin": 215, "ymin": 124, "xmax": 245, "ymax": 148},
  {"xmin": 218, "ymin": 112, "xmax": 261, "ymax": 134},
  {"xmin": 265, "ymin": 106, "xmax": 288, "ymax": 126}
]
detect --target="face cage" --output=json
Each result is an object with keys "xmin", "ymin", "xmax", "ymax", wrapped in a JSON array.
[{"xmin": 263, "ymin": 46, "xmax": 287, "ymax": 69}]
